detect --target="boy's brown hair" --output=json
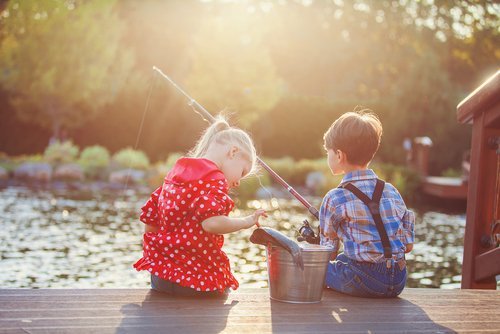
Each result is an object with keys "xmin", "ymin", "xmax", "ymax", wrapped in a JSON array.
[{"xmin": 323, "ymin": 108, "xmax": 383, "ymax": 166}]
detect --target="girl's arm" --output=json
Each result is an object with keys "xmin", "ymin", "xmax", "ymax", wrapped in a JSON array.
[
  {"xmin": 145, "ymin": 224, "xmax": 160, "ymax": 233},
  {"xmin": 202, "ymin": 209, "xmax": 267, "ymax": 234}
]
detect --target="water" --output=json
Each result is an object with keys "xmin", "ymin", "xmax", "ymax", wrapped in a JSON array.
[{"xmin": 0, "ymin": 186, "xmax": 467, "ymax": 289}]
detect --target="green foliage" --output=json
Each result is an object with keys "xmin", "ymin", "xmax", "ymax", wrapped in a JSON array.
[
  {"xmin": 372, "ymin": 163, "xmax": 421, "ymax": 203},
  {"xmin": 185, "ymin": 14, "xmax": 283, "ymax": 127},
  {"xmin": 251, "ymin": 96, "xmax": 353, "ymax": 159},
  {"xmin": 0, "ymin": 0, "xmax": 497, "ymax": 177},
  {"xmin": 292, "ymin": 158, "xmax": 330, "ymax": 185},
  {"xmin": 0, "ymin": 0, "xmax": 134, "ymax": 135},
  {"xmin": 263, "ymin": 157, "xmax": 295, "ymax": 182},
  {"xmin": 0, "ymin": 152, "xmax": 15, "ymax": 172},
  {"xmin": 43, "ymin": 140, "xmax": 79, "ymax": 165},
  {"xmin": 13, "ymin": 154, "xmax": 44, "ymax": 163},
  {"xmin": 148, "ymin": 152, "xmax": 184, "ymax": 187},
  {"xmin": 112, "ymin": 147, "xmax": 150, "ymax": 170},
  {"xmin": 78, "ymin": 145, "xmax": 110, "ymax": 178},
  {"xmin": 441, "ymin": 168, "xmax": 461, "ymax": 178}
]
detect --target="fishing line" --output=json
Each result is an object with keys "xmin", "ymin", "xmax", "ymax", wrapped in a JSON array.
[
  {"xmin": 255, "ymin": 174, "xmax": 284, "ymax": 212},
  {"xmin": 122, "ymin": 70, "xmax": 158, "ymax": 192}
]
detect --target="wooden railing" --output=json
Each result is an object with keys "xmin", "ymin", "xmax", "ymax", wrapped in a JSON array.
[{"xmin": 457, "ymin": 70, "xmax": 500, "ymax": 289}]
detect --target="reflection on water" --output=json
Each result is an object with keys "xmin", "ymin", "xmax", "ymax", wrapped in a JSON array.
[{"xmin": 0, "ymin": 186, "xmax": 466, "ymax": 289}]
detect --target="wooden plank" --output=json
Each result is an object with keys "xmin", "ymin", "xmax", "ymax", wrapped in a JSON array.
[
  {"xmin": 457, "ymin": 70, "xmax": 500, "ymax": 124},
  {"xmin": 1, "ymin": 288, "xmax": 499, "ymax": 333}
]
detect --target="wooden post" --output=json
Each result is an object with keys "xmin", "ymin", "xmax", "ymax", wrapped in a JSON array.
[
  {"xmin": 412, "ymin": 137, "xmax": 433, "ymax": 176},
  {"xmin": 457, "ymin": 70, "xmax": 500, "ymax": 289}
]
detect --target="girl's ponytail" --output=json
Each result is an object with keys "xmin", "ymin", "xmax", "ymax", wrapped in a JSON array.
[
  {"xmin": 188, "ymin": 114, "xmax": 258, "ymax": 177},
  {"xmin": 189, "ymin": 116, "xmax": 231, "ymax": 158}
]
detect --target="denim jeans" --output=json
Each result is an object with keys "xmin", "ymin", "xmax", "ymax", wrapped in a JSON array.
[
  {"xmin": 325, "ymin": 253, "xmax": 407, "ymax": 298},
  {"xmin": 150, "ymin": 274, "xmax": 228, "ymax": 298}
]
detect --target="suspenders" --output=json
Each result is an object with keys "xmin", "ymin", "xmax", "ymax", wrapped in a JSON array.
[{"xmin": 341, "ymin": 179, "xmax": 393, "ymax": 268}]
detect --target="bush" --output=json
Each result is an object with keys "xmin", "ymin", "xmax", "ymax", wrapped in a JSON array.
[
  {"xmin": 147, "ymin": 152, "xmax": 184, "ymax": 187},
  {"xmin": 441, "ymin": 168, "xmax": 461, "ymax": 178},
  {"xmin": 0, "ymin": 152, "xmax": 16, "ymax": 172},
  {"xmin": 372, "ymin": 163, "xmax": 421, "ymax": 202},
  {"xmin": 78, "ymin": 145, "xmax": 111, "ymax": 178},
  {"xmin": 112, "ymin": 147, "xmax": 150, "ymax": 170},
  {"xmin": 43, "ymin": 141, "xmax": 80, "ymax": 165},
  {"xmin": 292, "ymin": 158, "xmax": 328, "ymax": 184},
  {"xmin": 263, "ymin": 156, "xmax": 295, "ymax": 182}
]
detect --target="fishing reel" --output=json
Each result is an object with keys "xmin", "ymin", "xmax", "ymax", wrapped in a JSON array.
[{"xmin": 297, "ymin": 219, "xmax": 320, "ymax": 244}]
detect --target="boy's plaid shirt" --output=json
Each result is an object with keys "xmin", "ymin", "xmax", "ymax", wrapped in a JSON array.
[{"xmin": 319, "ymin": 169, "xmax": 415, "ymax": 263}]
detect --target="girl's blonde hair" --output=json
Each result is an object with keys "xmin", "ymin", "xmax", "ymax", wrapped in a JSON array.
[{"xmin": 189, "ymin": 115, "xmax": 258, "ymax": 176}]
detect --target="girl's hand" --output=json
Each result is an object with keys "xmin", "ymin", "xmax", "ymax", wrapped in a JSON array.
[{"xmin": 245, "ymin": 209, "xmax": 267, "ymax": 228}]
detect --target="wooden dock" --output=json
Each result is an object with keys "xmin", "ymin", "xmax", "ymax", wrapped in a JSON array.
[
  {"xmin": 422, "ymin": 176, "xmax": 468, "ymax": 200},
  {"xmin": 1, "ymin": 288, "xmax": 499, "ymax": 333}
]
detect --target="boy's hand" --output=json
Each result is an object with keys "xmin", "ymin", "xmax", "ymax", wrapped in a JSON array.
[
  {"xmin": 405, "ymin": 243, "xmax": 413, "ymax": 253},
  {"xmin": 245, "ymin": 209, "xmax": 267, "ymax": 228}
]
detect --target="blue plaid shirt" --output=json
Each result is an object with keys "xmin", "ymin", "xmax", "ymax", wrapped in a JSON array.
[{"xmin": 319, "ymin": 169, "xmax": 415, "ymax": 263}]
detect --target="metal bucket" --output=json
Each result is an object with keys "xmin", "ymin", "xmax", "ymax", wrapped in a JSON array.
[{"xmin": 266, "ymin": 244, "xmax": 333, "ymax": 303}]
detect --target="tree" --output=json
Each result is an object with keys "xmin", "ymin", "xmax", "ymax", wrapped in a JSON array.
[
  {"xmin": 0, "ymin": 0, "xmax": 133, "ymax": 139},
  {"xmin": 184, "ymin": 10, "xmax": 283, "ymax": 127}
]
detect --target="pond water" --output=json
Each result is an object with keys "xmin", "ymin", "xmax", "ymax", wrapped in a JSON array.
[{"xmin": 0, "ymin": 186, "xmax": 467, "ymax": 289}]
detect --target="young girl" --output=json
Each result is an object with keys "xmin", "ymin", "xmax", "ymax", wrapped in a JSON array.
[{"xmin": 133, "ymin": 116, "xmax": 266, "ymax": 296}]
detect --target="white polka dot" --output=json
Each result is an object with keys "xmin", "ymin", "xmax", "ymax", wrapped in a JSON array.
[{"xmin": 199, "ymin": 180, "xmax": 203, "ymax": 184}]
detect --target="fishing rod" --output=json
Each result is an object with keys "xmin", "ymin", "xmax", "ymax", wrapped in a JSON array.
[{"xmin": 152, "ymin": 66, "xmax": 320, "ymax": 243}]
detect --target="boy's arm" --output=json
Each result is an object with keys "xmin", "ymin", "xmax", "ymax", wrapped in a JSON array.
[
  {"xmin": 319, "ymin": 192, "xmax": 341, "ymax": 259},
  {"xmin": 402, "ymin": 209, "xmax": 415, "ymax": 252}
]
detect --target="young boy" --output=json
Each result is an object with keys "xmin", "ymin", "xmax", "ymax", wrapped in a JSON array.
[{"xmin": 320, "ymin": 109, "xmax": 415, "ymax": 298}]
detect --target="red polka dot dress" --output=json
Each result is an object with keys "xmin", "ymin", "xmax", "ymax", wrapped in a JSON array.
[{"xmin": 133, "ymin": 157, "xmax": 238, "ymax": 293}]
